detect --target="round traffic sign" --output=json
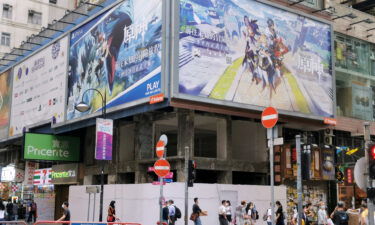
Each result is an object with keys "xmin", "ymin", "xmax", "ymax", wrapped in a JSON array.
[
  {"xmin": 154, "ymin": 159, "xmax": 170, "ymax": 177},
  {"xmin": 159, "ymin": 134, "xmax": 168, "ymax": 146},
  {"xmin": 156, "ymin": 140, "xmax": 165, "ymax": 158},
  {"xmin": 261, "ymin": 107, "xmax": 278, "ymax": 129}
]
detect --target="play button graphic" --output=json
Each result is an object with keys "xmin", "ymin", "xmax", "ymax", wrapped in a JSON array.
[{"xmin": 261, "ymin": 107, "xmax": 278, "ymax": 129}]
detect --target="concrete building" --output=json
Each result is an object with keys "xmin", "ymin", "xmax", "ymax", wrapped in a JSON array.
[{"xmin": 0, "ymin": 0, "xmax": 77, "ymax": 57}]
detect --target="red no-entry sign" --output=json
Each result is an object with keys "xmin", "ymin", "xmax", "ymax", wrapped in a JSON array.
[
  {"xmin": 156, "ymin": 140, "xmax": 165, "ymax": 158},
  {"xmin": 154, "ymin": 159, "xmax": 170, "ymax": 177},
  {"xmin": 261, "ymin": 107, "xmax": 278, "ymax": 129}
]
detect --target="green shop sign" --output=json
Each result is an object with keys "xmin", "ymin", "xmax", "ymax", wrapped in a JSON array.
[
  {"xmin": 52, "ymin": 164, "xmax": 79, "ymax": 184},
  {"xmin": 24, "ymin": 133, "xmax": 80, "ymax": 161}
]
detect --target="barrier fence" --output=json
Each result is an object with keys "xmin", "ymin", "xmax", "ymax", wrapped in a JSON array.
[{"xmin": 0, "ymin": 220, "xmax": 141, "ymax": 225}]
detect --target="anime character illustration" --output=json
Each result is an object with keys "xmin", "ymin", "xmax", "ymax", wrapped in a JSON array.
[{"xmin": 179, "ymin": 0, "xmax": 333, "ymax": 118}]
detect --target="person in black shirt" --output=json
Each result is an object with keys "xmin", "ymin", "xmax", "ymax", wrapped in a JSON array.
[
  {"xmin": 330, "ymin": 201, "xmax": 349, "ymax": 225},
  {"xmin": 192, "ymin": 198, "xmax": 202, "ymax": 225},
  {"xmin": 162, "ymin": 202, "xmax": 169, "ymax": 223},
  {"xmin": 57, "ymin": 202, "xmax": 70, "ymax": 225},
  {"xmin": 6, "ymin": 199, "xmax": 13, "ymax": 221},
  {"xmin": 275, "ymin": 201, "xmax": 285, "ymax": 225}
]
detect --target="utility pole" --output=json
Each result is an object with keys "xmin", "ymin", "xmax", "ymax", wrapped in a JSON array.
[
  {"xmin": 296, "ymin": 135, "xmax": 303, "ymax": 225},
  {"xmin": 269, "ymin": 127, "xmax": 275, "ymax": 225},
  {"xmin": 184, "ymin": 146, "xmax": 189, "ymax": 225},
  {"xmin": 364, "ymin": 122, "xmax": 374, "ymax": 225}
]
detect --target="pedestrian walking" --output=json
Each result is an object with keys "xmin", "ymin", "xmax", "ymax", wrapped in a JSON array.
[
  {"xmin": 360, "ymin": 202, "xmax": 368, "ymax": 225},
  {"xmin": 246, "ymin": 202, "xmax": 258, "ymax": 225},
  {"xmin": 162, "ymin": 202, "xmax": 169, "ymax": 224},
  {"xmin": 330, "ymin": 202, "xmax": 348, "ymax": 225},
  {"xmin": 265, "ymin": 203, "xmax": 272, "ymax": 225},
  {"xmin": 0, "ymin": 201, "xmax": 5, "ymax": 223},
  {"xmin": 235, "ymin": 201, "xmax": 246, "ymax": 225},
  {"xmin": 12, "ymin": 201, "xmax": 18, "ymax": 221},
  {"xmin": 57, "ymin": 202, "xmax": 70, "ymax": 225},
  {"xmin": 219, "ymin": 200, "xmax": 228, "ymax": 225},
  {"xmin": 275, "ymin": 201, "xmax": 284, "ymax": 225},
  {"xmin": 291, "ymin": 206, "xmax": 298, "ymax": 225},
  {"xmin": 107, "ymin": 200, "xmax": 118, "ymax": 222},
  {"xmin": 27, "ymin": 200, "xmax": 37, "ymax": 223},
  {"xmin": 168, "ymin": 200, "xmax": 176, "ymax": 225},
  {"xmin": 191, "ymin": 198, "xmax": 202, "ymax": 225},
  {"xmin": 5, "ymin": 199, "xmax": 13, "ymax": 221},
  {"xmin": 226, "ymin": 201, "xmax": 233, "ymax": 224},
  {"xmin": 318, "ymin": 202, "xmax": 328, "ymax": 225}
]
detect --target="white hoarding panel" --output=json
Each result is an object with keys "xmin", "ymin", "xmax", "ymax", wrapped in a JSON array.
[{"xmin": 9, "ymin": 37, "xmax": 68, "ymax": 136}]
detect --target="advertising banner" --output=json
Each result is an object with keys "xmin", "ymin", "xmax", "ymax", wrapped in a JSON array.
[
  {"xmin": 0, "ymin": 70, "xmax": 11, "ymax": 140},
  {"xmin": 52, "ymin": 163, "xmax": 79, "ymax": 184},
  {"xmin": 10, "ymin": 37, "xmax": 68, "ymax": 137},
  {"xmin": 1, "ymin": 165, "xmax": 24, "ymax": 182},
  {"xmin": 178, "ymin": 0, "xmax": 333, "ymax": 118},
  {"xmin": 24, "ymin": 162, "xmax": 38, "ymax": 185},
  {"xmin": 351, "ymin": 83, "xmax": 373, "ymax": 121},
  {"xmin": 95, "ymin": 118, "xmax": 113, "ymax": 160},
  {"xmin": 24, "ymin": 133, "xmax": 80, "ymax": 161},
  {"xmin": 67, "ymin": 0, "xmax": 162, "ymax": 120}
]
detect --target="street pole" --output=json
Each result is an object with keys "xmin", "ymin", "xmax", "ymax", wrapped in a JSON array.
[
  {"xmin": 184, "ymin": 146, "xmax": 189, "ymax": 225},
  {"xmin": 269, "ymin": 127, "xmax": 275, "ymax": 225},
  {"xmin": 99, "ymin": 92, "xmax": 106, "ymax": 222},
  {"xmin": 296, "ymin": 135, "xmax": 303, "ymax": 225},
  {"xmin": 364, "ymin": 122, "xmax": 374, "ymax": 225},
  {"xmin": 159, "ymin": 147, "xmax": 166, "ymax": 223}
]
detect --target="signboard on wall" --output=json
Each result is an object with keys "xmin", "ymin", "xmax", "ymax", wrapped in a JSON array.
[
  {"xmin": 67, "ymin": 0, "xmax": 162, "ymax": 121},
  {"xmin": 34, "ymin": 168, "xmax": 52, "ymax": 185},
  {"xmin": 9, "ymin": 37, "xmax": 68, "ymax": 137},
  {"xmin": 24, "ymin": 133, "xmax": 80, "ymax": 161},
  {"xmin": 0, "ymin": 70, "xmax": 11, "ymax": 140},
  {"xmin": 95, "ymin": 118, "xmax": 113, "ymax": 160},
  {"xmin": 24, "ymin": 162, "xmax": 38, "ymax": 185},
  {"xmin": 178, "ymin": 0, "xmax": 333, "ymax": 118},
  {"xmin": 1, "ymin": 165, "xmax": 24, "ymax": 182},
  {"xmin": 52, "ymin": 164, "xmax": 79, "ymax": 184}
]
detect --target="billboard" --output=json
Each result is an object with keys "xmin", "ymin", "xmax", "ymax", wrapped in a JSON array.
[
  {"xmin": 0, "ymin": 70, "xmax": 11, "ymax": 139},
  {"xmin": 67, "ymin": 0, "xmax": 163, "ymax": 120},
  {"xmin": 10, "ymin": 37, "xmax": 68, "ymax": 137},
  {"xmin": 24, "ymin": 133, "xmax": 80, "ymax": 162},
  {"xmin": 178, "ymin": 0, "xmax": 333, "ymax": 118}
]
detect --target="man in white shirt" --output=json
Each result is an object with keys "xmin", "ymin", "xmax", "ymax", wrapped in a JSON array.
[
  {"xmin": 267, "ymin": 205, "xmax": 272, "ymax": 225},
  {"xmin": 318, "ymin": 203, "xmax": 328, "ymax": 225},
  {"xmin": 168, "ymin": 200, "xmax": 176, "ymax": 225},
  {"xmin": 219, "ymin": 200, "xmax": 228, "ymax": 225}
]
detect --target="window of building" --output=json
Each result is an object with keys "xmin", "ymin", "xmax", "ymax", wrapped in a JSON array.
[
  {"xmin": 28, "ymin": 10, "xmax": 42, "ymax": 25},
  {"xmin": 49, "ymin": 0, "xmax": 57, "ymax": 4},
  {"xmin": 194, "ymin": 115, "xmax": 219, "ymax": 158},
  {"xmin": 1, "ymin": 32, "xmax": 10, "ymax": 46},
  {"xmin": 2, "ymin": 4, "xmax": 12, "ymax": 19},
  {"xmin": 154, "ymin": 117, "xmax": 178, "ymax": 157}
]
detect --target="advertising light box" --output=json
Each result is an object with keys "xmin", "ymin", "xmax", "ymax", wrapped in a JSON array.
[
  {"xmin": 67, "ymin": 0, "xmax": 163, "ymax": 121},
  {"xmin": 177, "ymin": 0, "xmax": 333, "ymax": 118},
  {"xmin": 10, "ymin": 37, "xmax": 69, "ymax": 137},
  {"xmin": 24, "ymin": 133, "xmax": 80, "ymax": 162},
  {"xmin": 0, "ymin": 70, "xmax": 11, "ymax": 140}
]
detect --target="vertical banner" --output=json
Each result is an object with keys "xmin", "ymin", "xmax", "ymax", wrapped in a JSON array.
[
  {"xmin": 24, "ymin": 162, "xmax": 38, "ymax": 185},
  {"xmin": 10, "ymin": 37, "xmax": 68, "ymax": 136},
  {"xmin": 95, "ymin": 118, "xmax": 113, "ymax": 160},
  {"xmin": 0, "ymin": 70, "xmax": 11, "ymax": 140}
]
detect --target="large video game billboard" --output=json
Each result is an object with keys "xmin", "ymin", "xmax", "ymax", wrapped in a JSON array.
[
  {"xmin": 67, "ymin": 0, "xmax": 162, "ymax": 120},
  {"xmin": 178, "ymin": 0, "xmax": 333, "ymax": 118}
]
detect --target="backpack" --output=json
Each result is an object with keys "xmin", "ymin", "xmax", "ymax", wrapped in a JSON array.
[
  {"xmin": 336, "ymin": 211, "xmax": 349, "ymax": 225},
  {"xmin": 174, "ymin": 206, "xmax": 182, "ymax": 219},
  {"xmin": 31, "ymin": 203, "xmax": 37, "ymax": 212}
]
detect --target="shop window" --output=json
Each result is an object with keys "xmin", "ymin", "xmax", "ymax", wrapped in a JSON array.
[
  {"xmin": 154, "ymin": 117, "xmax": 178, "ymax": 157},
  {"xmin": 336, "ymin": 71, "xmax": 375, "ymax": 121},
  {"xmin": 194, "ymin": 115, "xmax": 219, "ymax": 158},
  {"xmin": 28, "ymin": 10, "xmax": 42, "ymax": 25},
  {"xmin": 1, "ymin": 32, "xmax": 10, "ymax": 46},
  {"xmin": 2, "ymin": 4, "xmax": 12, "ymax": 19}
]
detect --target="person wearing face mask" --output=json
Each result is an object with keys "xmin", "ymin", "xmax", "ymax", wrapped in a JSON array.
[
  {"xmin": 57, "ymin": 202, "xmax": 70, "ymax": 225},
  {"xmin": 318, "ymin": 202, "xmax": 328, "ymax": 225},
  {"xmin": 219, "ymin": 200, "xmax": 228, "ymax": 225}
]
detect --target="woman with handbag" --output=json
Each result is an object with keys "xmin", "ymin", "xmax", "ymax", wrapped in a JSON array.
[{"xmin": 107, "ymin": 201, "xmax": 118, "ymax": 222}]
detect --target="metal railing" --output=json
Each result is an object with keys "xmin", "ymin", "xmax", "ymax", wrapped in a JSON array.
[
  {"xmin": 33, "ymin": 221, "xmax": 141, "ymax": 225},
  {"xmin": 0, "ymin": 221, "xmax": 27, "ymax": 225}
]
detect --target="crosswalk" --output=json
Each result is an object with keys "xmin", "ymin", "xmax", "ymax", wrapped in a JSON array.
[{"xmin": 179, "ymin": 38, "xmax": 194, "ymax": 68}]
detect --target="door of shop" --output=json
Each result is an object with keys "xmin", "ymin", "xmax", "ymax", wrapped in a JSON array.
[{"xmin": 54, "ymin": 185, "xmax": 69, "ymax": 220}]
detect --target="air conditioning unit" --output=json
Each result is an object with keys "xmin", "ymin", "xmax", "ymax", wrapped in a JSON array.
[{"xmin": 323, "ymin": 128, "xmax": 334, "ymax": 145}]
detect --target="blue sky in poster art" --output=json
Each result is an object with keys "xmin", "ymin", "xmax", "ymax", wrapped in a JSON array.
[{"xmin": 67, "ymin": 0, "xmax": 162, "ymax": 120}]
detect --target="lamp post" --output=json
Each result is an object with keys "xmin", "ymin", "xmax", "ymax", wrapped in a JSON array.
[{"xmin": 75, "ymin": 88, "xmax": 106, "ymax": 222}]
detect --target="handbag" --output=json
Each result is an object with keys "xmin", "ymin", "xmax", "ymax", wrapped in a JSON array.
[{"xmin": 190, "ymin": 213, "xmax": 198, "ymax": 221}]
